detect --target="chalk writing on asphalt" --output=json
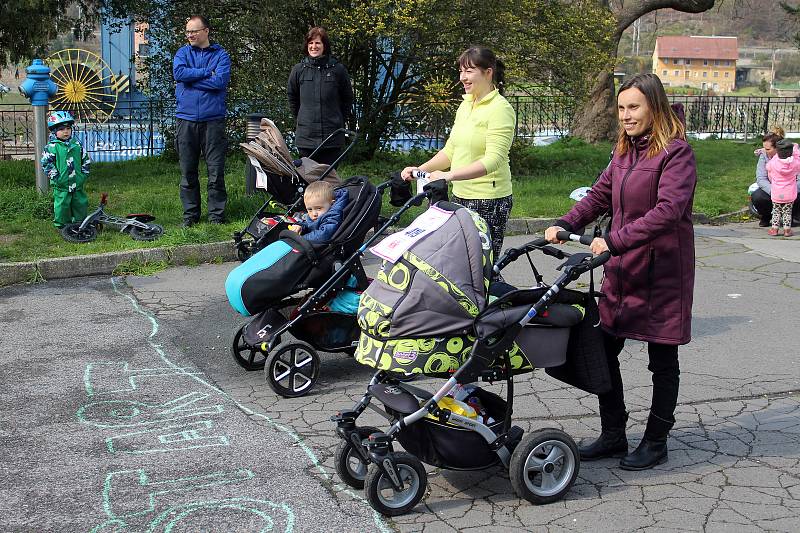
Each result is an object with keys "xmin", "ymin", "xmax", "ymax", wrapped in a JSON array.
[
  {"xmin": 90, "ymin": 468, "xmax": 295, "ymax": 532},
  {"xmin": 78, "ymin": 360, "xmax": 295, "ymax": 532}
]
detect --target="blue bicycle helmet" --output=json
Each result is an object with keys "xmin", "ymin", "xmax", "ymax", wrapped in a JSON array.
[{"xmin": 47, "ymin": 110, "xmax": 75, "ymax": 130}]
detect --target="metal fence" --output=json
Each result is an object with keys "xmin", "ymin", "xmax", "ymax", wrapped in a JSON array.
[
  {"xmin": 0, "ymin": 98, "xmax": 173, "ymax": 161},
  {"xmin": 4, "ymin": 95, "xmax": 800, "ymax": 160}
]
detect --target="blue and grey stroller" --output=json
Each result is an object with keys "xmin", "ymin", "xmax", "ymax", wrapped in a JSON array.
[
  {"xmin": 332, "ymin": 203, "xmax": 611, "ymax": 515},
  {"xmin": 226, "ymin": 176, "xmax": 443, "ymax": 397}
]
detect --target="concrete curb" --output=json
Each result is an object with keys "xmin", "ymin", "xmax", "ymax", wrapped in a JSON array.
[
  {"xmin": 0, "ymin": 209, "xmax": 753, "ymax": 288},
  {"xmin": 692, "ymin": 207, "xmax": 750, "ymax": 225},
  {"xmin": 0, "ymin": 241, "xmax": 238, "ymax": 289},
  {"xmin": 504, "ymin": 208, "xmax": 750, "ymax": 236},
  {"xmin": 505, "ymin": 217, "xmax": 559, "ymax": 235}
]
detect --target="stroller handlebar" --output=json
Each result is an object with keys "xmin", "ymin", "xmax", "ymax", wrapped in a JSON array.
[
  {"xmin": 493, "ymin": 232, "xmax": 611, "ymax": 275},
  {"xmin": 554, "ymin": 231, "xmax": 612, "ymax": 270},
  {"xmin": 555, "ymin": 231, "xmax": 593, "ymax": 245},
  {"xmin": 411, "ymin": 169, "xmax": 430, "ymax": 180}
]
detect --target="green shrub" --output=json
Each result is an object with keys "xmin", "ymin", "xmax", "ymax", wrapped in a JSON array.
[{"xmin": 509, "ymin": 137, "xmax": 537, "ymax": 175}]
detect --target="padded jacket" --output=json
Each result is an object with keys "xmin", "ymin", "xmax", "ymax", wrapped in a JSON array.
[
  {"xmin": 299, "ymin": 189, "xmax": 347, "ymax": 243},
  {"xmin": 288, "ymin": 56, "xmax": 353, "ymax": 149},
  {"xmin": 559, "ymin": 135, "xmax": 697, "ymax": 345},
  {"xmin": 173, "ymin": 43, "xmax": 231, "ymax": 122},
  {"xmin": 40, "ymin": 133, "xmax": 90, "ymax": 191},
  {"xmin": 765, "ymin": 144, "xmax": 800, "ymax": 203}
]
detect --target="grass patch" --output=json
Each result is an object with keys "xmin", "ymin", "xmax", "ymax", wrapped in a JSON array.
[
  {"xmin": 0, "ymin": 140, "xmax": 757, "ymax": 262},
  {"xmin": 25, "ymin": 268, "xmax": 44, "ymax": 284},
  {"xmin": 112, "ymin": 259, "xmax": 171, "ymax": 277}
]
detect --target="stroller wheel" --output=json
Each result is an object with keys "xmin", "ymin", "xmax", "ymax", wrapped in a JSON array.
[
  {"xmin": 236, "ymin": 243, "xmax": 253, "ymax": 262},
  {"xmin": 230, "ymin": 324, "xmax": 267, "ymax": 371},
  {"xmin": 264, "ymin": 342, "xmax": 320, "ymax": 398},
  {"xmin": 334, "ymin": 426, "xmax": 380, "ymax": 489},
  {"xmin": 365, "ymin": 452, "xmax": 427, "ymax": 516},
  {"xmin": 510, "ymin": 428, "xmax": 580, "ymax": 505},
  {"xmin": 60, "ymin": 223, "xmax": 97, "ymax": 243}
]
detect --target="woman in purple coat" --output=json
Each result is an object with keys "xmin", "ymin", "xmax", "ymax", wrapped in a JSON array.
[{"xmin": 545, "ymin": 73, "xmax": 697, "ymax": 471}]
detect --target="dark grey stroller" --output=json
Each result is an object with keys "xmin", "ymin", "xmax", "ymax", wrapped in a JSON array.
[{"xmin": 227, "ymin": 178, "xmax": 445, "ymax": 398}]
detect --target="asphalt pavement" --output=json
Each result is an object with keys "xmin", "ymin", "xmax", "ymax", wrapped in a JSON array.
[{"xmin": 1, "ymin": 220, "xmax": 798, "ymax": 532}]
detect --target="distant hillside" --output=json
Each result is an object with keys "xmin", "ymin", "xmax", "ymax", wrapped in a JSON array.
[{"xmin": 620, "ymin": 3, "xmax": 797, "ymax": 57}]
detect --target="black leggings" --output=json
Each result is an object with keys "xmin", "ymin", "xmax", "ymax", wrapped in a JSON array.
[
  {"xmin": 451, "ymin": 194, "xmax": 513, "ymax": 263},
  {"xmin": 599, "ymin": 332, "xmax": 680, "ymax": 429}
]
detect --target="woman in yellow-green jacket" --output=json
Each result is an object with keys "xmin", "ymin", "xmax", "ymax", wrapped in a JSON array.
[{"xmin": 402, "ymin": 46, "xmax": 516, "ymax": 267}]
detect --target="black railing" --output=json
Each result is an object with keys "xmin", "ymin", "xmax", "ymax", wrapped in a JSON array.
[{"xmin": 4, "ymin": 95, "xmax": 800, "ymax": 160}]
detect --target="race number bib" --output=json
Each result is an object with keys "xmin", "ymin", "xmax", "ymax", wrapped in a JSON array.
[{"xmin": 370, "ymin": 205, "xmax": 453, "ymax": 263}]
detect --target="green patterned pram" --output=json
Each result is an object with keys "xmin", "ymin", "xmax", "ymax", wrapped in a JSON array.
[
  {"xmin": 356, "ymin": 202, "xmax": 576, "ymax": 378},
  {"xmin": 335, "ymin": 208, "xmax": 610, "ymax": 516}
]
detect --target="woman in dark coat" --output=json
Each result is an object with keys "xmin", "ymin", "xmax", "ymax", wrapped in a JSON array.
[
  {"xmin": 545, "ymin": 73, "xmax": 697, "ymax": 471},
  {"xmin": 287, "ymin": 26, "xmax": 353, "ymax": 166}
]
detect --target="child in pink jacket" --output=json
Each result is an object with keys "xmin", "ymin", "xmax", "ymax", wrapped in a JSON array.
[{"xmin": 765, "ymin": 139, "xmax": 800, "ymax": 237}]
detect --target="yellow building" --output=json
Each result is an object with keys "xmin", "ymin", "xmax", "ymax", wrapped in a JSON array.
[{"xmin": 652, "ymin": 36, "xmax": 738, "ymax": 92}]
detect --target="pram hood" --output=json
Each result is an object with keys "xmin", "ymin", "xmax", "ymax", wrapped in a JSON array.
[
  {"xmin": 356, "ymin": 203, "xmax": 518, "ymax": 376},
  {"xmin": 311, "ymin": 176, "xmax": 382, "ymax": 254},
  {"xmin": 360, "ymin": 203, "xmax": 493, "ymax": 339},
  {"xmin": 239, "ymin": 118, "xmax": 340, "ymax": 205}
]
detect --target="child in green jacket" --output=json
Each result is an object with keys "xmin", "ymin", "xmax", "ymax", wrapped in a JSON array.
[{"xmin": 40, "ymin": 111, "xmax": 90, "ymax": 228}]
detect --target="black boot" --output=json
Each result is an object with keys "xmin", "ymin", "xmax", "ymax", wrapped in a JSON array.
[
  {"xmin": 579, "ymin": 410, "xmax": 628, "ymax": 461},
  {"xmin": 579, "ymin": 428, "xmax": 628, "ymax": 461},
  {"xmin": 619, "ymin": 413, "xmax": 673, "ymax": 471}
]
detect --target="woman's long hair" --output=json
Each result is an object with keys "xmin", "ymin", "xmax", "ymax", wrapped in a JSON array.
[
  {"xmin": 458, "ymin": 46, "xmax": 506, "ymax": 95},
  {"xmin": 615, "ymin": 73, "xmax": 685, "ymax": 158}
]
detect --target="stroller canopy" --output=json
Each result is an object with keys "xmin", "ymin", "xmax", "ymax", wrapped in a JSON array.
[
  {"xmin": 355, "ymin": 203, "xmax": 538, "ymax": 377},
  {"xmin": 363, "ymin": 203, "xmax": 492, "ymax": 338},
  {"xmin": 240, "ymin": 118, "xmax": 339, "ymax": 205}
]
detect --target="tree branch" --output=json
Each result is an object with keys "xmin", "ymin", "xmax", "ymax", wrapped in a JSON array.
[{"xmin": 615, "ymin": 0, "xmax": 715, "ymax": 33}]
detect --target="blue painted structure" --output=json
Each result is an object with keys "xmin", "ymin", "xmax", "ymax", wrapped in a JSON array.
[
  {"xmin": 19, "ymin": 60, "xmax": 58, "ymax": 106},
  {"xmin": 100, "ymin": 16, "xmax": 145, "ymax": 106}
]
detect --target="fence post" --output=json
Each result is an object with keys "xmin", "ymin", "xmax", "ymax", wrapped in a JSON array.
[
  {"xmin": 763, "ymin": 97, "xmax": 771, "ymax": 134},
  {"xmin": 513, "ymin": 96, "xmax": 519, "ymax": 139},
  {"xmin": 720, "ymin": 96, "xmax": 726, "ymax": 138},
  {"xmin": 148, "ymin": 99, "xmax": 154, "ymax": 156}
]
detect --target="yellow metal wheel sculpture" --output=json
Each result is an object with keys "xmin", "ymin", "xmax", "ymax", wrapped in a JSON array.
[{"xmin": 46, "ymin": 49, "xmax": 121, "ymax": 123}]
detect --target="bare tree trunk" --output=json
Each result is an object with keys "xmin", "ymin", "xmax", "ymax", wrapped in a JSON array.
[
  {"xmin": 571, "ymin": 0, "xmax": 716, "ymax": 143},
  {"xmin": 571, "ymin": 61, "xmax": 619, "ymax": 143}
]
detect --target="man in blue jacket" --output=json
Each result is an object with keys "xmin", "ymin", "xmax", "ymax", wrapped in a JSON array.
[{"xmin": 173, "ymin": 15, "xmax": 231, "ymax": 226}]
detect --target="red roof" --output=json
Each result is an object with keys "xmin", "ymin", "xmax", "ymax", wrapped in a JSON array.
[{"xmin": 655, "ymin": 36, "xmax": 738, "ymax": 61}]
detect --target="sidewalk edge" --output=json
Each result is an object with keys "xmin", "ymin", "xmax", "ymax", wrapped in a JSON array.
[{"xmin": 0, "ymin": 209, "xmax": 753, "ymax": 288}]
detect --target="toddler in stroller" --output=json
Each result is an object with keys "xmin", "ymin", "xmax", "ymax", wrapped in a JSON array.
[
  {"xmin": 226, "ymin": 176, "xmax": 445, "ymax": 397},
  {"xmin": 234, "ymin": 117, "xmax": 357, "ymax": 261},
  {"xmin": 288, "ymin": 181, "xmax": 347, "ymax": 242},
  {"xmin": 332, "ymin": 202, "xmax": 610, "ymax": 515}
]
